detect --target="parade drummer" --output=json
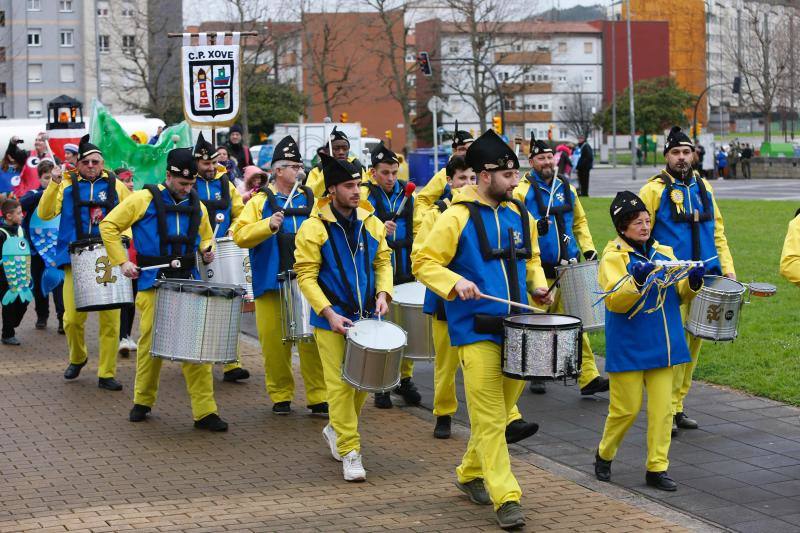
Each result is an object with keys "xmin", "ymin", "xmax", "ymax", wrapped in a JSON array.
[
  {"xmin": 360, "ymin": 141, "xmax": 421, "ymax": 410},
  {"xmin": 192, "ymin": 132, "xmax": 250, "ymax": 383},
  {"xmin": 294, "ymin": 151, "xmax": 393, "ymax": 483},
  {"xmin": 37, "ymin": 134, "xmax": 130, "ymax": 391},
  {"xmin": 231, "ymin": 135, "xmax": 328, "ymax": 417},
  {"xmin": 514, "ymin": 132, "xmax": 609, "ymax": 396},
  {"xmin": 99, "ymin": 148, "xmax": 228, "ymax": 432},
  {"xmin": 780, "ymin": 208, "xmax": 800, "ymax": 286},
  {"xmin": 412, "ymin": 122, "xmax": 474, "ymax": 233},
  {"xmin": 639, "ymin": 126, "xmax": 735, "ymax": 435},
  {"xmin": 305, "ymin": 127, "xmax": 367, "ymax": 198},
  {"xmin": 594, "ymin": 191, "xmax": 704, "ymax": 491},
  {"xmin": 0, "ymin": 198, "xmax": 32, "ymax": 346},
  {"xmin": 413, "ymin": 129, "xmax": 551, "ymax": 530}
]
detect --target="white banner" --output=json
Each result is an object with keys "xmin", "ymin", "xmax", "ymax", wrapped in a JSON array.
[{"xmin": 181, "ymin": 32, "xmax": 241, "ymax": 126}]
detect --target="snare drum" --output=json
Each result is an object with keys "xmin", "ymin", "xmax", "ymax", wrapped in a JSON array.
[
  {"xmin": 198, "ymin": 237, "xmax": 254, "ymax": 301},
  {"xmin": 390, "ymin": 282, "xmax": 434, "ymax": 361},
  {"xmin": 277, "ymin": 270, "xmax": 313, "ymax": 342},
  {"xmin": 685, "ymin": 276, "xmax": 747, "ymax": 342},
  {"xmin": 502, "ymin": 314, "xmax": 583, "ymax": 380},
  {"xmin": 151, "ymin": 279, "xmax": 244, "ymax": 364},
  {"xmin": 342, "ymin": 319, "xmax": 406, "ymax": 392},
  {"xmin": 69, "ymin": 238, "xmax": 134, "ymax": 312},
  {"xmin": 555, "ymin": 261, "xmax": 604, "ymax": 332}
]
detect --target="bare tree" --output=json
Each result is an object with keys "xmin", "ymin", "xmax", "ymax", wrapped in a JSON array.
[
  {"xmin": 361, "ymin": 0, "xmax": 420, "ymax": 149},
  {"xmin": 561, "ymin": 91, "xmax": 597, "ymax": 139}
]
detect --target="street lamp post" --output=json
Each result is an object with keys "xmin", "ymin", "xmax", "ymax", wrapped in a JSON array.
[{"xmin": 625, "ymin": 0, "xmax": 636, "ymax": 180}]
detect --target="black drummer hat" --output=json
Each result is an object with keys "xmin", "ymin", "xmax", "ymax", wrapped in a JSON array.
[
  {"xmin": 663, "ymin": 126, "xmax": 694, "ymax": 155},
  {"xmin": 610, "ymin": 190, "xmax": 649, "ymax": 233},
  {"xmin": 272, "ymin": 135, "xmax": 302, "ymax": 165},
  {"xmin": 329, "ymin": 126, "xmax": 350, "ymax": 147},
  {"xmin": 167, "ymin": 148, "xmax": 197, "ymax": 179},
  {"xmin": 321, "ymin": 151, "xmax": 361, "ymax": 190},
  {"xmin": 370, "ymin": 141, "xmax": 399, "ymax": 167},
  {"xmin": 192, "ymin": 132, "xmax": 218, "ymax": 161},
  {"xmin": 78, "ymin": 134, "xmax": 102, "ymax": 161},
  {"xmin": 465, "ymin": 129, "xmax": 519, "ymax": 173},
  {"xmin": 451, "ymin": 120, "xmax": 475, "ymax": 149},
  {"xmin": 529, "ymin": 130, "xmax": 553, "ymax": 157}
]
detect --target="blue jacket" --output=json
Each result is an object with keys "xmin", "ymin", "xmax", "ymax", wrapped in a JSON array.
[
  {"xmin": 600, "ymin": 238, "xmax": 697, "ymax": 372},
  {"xmin": 193, "ymin": 169, "xmax": 244, "ymax": 235},
  {"xmin": 361, "ymin": 179, "xmax": 415, "ymax": 283}
]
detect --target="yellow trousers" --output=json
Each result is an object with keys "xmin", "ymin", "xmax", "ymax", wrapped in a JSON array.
[
  {"xmin": 673, "ymin": 302, "xmax": 703, "ymax": 414},
  {"xmin": 456, "ymin": 341, "xmax": 525, "ymax": 510},
  {"xmin": 134, "ymin": 289, "xmax": 218, "ymax": 421},
  {"xmin": 315, "ymin": 328, "xmax": 368, "ymax": 456},
  {"xmin": 63, "ymin": 267, "xmax": 120, "ymax": 378},
  {"xmin": 598, "ymin": 366, "xmax": 673, "ymax": 472},
  {"xmin": 401, "ymin": 357, "xmax": 414, "ymax": 380},
  {"xmin": 255, "ymin": 292, "xmax": 326, "ymax": 405},
  {"xmin": 546, "ymin": 279, "xmax": 600, "ymax": 388},
  {"xmin": 432, "ymin": 318, "xmax": 522, "ymax": 424}
]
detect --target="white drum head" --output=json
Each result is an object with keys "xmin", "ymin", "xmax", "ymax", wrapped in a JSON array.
[
  {"xmin": 348, "ymin": 319, "xmax": 407, "ymax": 350},
  {"xmin": 704, "ymin": 276, "xmax": 745, "ymax": 294},
  {"xmin": 393, "ymin": 282, "xmax": 426, "ymax": 305}
]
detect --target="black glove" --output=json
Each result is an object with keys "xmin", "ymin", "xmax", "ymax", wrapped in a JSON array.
[
  {"xmin": 583, "ymin": 250, "xmax": 598, "ymax": 261},
  {"xmin": 631, "ymin": 261, "xmax": 655, "ymax": 286},
  {"xmin": 536, "ymin": 217, "xmax": 549, "ymax": 236},
  {"xmin": 688, "ymin": 266, "xmax": 705, "ymax": 291}
]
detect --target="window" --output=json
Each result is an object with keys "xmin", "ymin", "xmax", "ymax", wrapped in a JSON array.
[
  {"xmin": 98, "ymin": 35, "xmax": 110, "ymax": 53},
  {"xmin": 28, "ymin": 64, "xmax": 43, "ymax": 83},
  {"xmin": 584, "ymin": 72, "xmax": 593, "ymax": 82},
  {"xmin": 584, "ymin": 41, "xmax": 593, "ymax": 54},
  {"xmin": 0, "ymin": 10, "xmax": 5, "ymax": 26},
  {"xmin": 409, "ymin": 101, "xmax": 417, "ymax": 114},
  {"xmin": 28, "ymin": 99, "xmax": 43, "ymax": 118},
  {"xmin": 0, "ymin": 47, "xmax": 5, "ymax": 62},
  {"xmin": 0, "ymin": 83, "xmax": 6, "ymax": 97},
  {"xmin": 60, "ymin": 30, "xmax": 74, "ymax": 47},
  {"xmin": 121, "ymin": 2, "xmax": 135, "ymax": 17},
  {"xmin": 27, "ymin": 0, "xmax": 40, "ymax": 11},
  {"xmin": 558, "ymin": 42, "xmax": 567, "ymax": 53},
  {"xmin": 60, "ymin": 64, "xmax": 75, "ymax": 83},
  {"xmin": 59, "ymin": 0, "xmax": 73, "ymax": 12},
  {"xmin": 122, "ymin": 35, "xmax": 135, "ymax": 55},
  {"xmin": 28, "ymin": 29, "xmax": 42, "ymax": 47},
  {"xmin": 449, "ymin": 43, "xmax": 459, "ymax": 54},
  {"xmin": 97, "ymin": 1, "xmax": 109, "ymax": 16}
]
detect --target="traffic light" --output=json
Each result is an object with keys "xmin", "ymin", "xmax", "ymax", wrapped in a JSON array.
[
  {"xmin": 385, "ymin": 129, "xmax": 392, "ymax": 140},
  {"xmin": 417, "ymin": 51, "xmax": 433, "ymax": 77},
  {"xmin": 492, "ymin": 116, "xmax": 502, "ymax": 135},
  {"xmin": 340, "ymin": 112, "xmax": 348, "ymax": 123},
  {"xmin": 361, "ymin": 127, "xmax": 368, "ymax": 136}
]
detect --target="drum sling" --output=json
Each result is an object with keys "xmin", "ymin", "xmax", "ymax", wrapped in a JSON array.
[
  {"xmin": 529, "ymin": 175, "xmax": 573, "ymax": 278},
  {"xmin": 317, "ymin": 219, "xmax": 376, "ymax": 318},
  {"xmin": 363, "ymin": 181, "xmax": 414, "ymax": 284},
  {"xmin": 69, "ymin": 172, "xmax": 119, "ymax": 241},
  {"xmin": 196, "ymin": 174, "xmax": 231, "ymax": 231},
  {"xmin": 264, "ymin": 185, "xmax": 314, "ymax": 274},
  {"xmin": 659, "ymin": 172, "xmax": 713, "ymax": 262}
]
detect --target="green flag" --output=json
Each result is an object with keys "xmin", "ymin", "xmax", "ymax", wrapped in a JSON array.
[{"xmin": 89, "ymin": 100, "xmax": 193, "ymax": 189}]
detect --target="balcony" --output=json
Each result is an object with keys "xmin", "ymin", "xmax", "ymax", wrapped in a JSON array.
[
  {"xmin": 504, "ymin": 111, "xmax": 552, "ymax": 122},
  {"xmin": 495, "ymin": 51, "xmax": 551, "ymax": 65},
  {"xmin": 503, "ymin": 82, "xmax": 552, "ymax": 95}
]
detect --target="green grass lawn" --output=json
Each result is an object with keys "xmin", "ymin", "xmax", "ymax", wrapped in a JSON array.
[{"xmin": 580, "ymin": 197, "xmax": 800, "ymax": 406}]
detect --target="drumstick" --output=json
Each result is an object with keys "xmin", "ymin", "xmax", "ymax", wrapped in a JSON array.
[
  {"xmin": 544, "ymin": 175, "xmax": 559, "ymax": 218},
  {"xmin": 139, "ymin": 259, "xmax": 181, "ymax": 272},
  {"xmin": 211, "ymin": 213, "xmax": 225, "ymax": 241},
  {"xmin": 479, "ymin": 293, "xmax": 545, "ymax": 313},
  {"xmin": 545, "ymin": 269, "xmax": 567, "ymax": 296},
  {"xmin": 391, "ymin": 182, "xmax": 416, "ymax": 221},
  {"xmin": 282, "ymin": 177, "xmax": 302, "ymax": 210}
]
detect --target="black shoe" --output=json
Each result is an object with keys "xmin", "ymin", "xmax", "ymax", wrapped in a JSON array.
[
  {"xmin": 528, "ymin": 378, "xmax": 546, "ymax": 394},
  {"xmin": 496, "ymin": 501, "xmax": 526, "ymax": 530},
  {"xmin": 374, "ymin": 391, "xmax": 393, "ymax": 409},
  {"xmin": 505, "ymin": 419, "xmax": 539, "ymax": 444},
  {"xmin": 581, "ymin": 376, "xmax": 610, "ymax": 396},
  {"xmin": 674, "ymin": 412, "xmax": 698, "ymax": 430},
  {"xmin": 98, "ymin": 377, "xmax": 123, "ymax": 391},
  {"xmin": 194, "ymin": 413, "xmax": 228, "ymax": 432},
  {"xmin": 671, "ymin": 418, "xmax": 678, "ymax": 437},
  {"xmin": 394, "ymin": 377, "xmax": 421, "ymax": 405},
  {"xmin": 223, "ymin": 367, "xmax": 250, "ymax": 382},
  {"xmin": 308, "ymin": 402, "xmax": 329, "ymax": 417},
  {"xmin": 1, "ymin": 336, "xmax": 20, "ymax": 346},
  {"xmin": 35, "ymin": 319, "xmax": 46, "ymax": 330},
  {"xmin": 63, "ymin": 360, "xmax": 87, "ymax": 380},
  {"xmin": 57, "ymin": 319, "xmax": 65, "ymax": 335},
  {"xmin": 455, "ymin": 478, "xmax": 491, "ymax": 505},
  {"xmin": 272, "ymin": 401, "xmax": 291, "ymax": 415},
  {"xmin": 646, "ymin": 470, "xmax": 677, "ymax": 491},
  {"xmin": 434, "ymin": 415, "xmax": 452, "ymax": 439},
  {"xmin": 594, "ymin": 452, "xmax": 612, "ymax": 482},
  {"xmin": 129, "ymin": 404, "xmax": 151, "ymax": 422}
]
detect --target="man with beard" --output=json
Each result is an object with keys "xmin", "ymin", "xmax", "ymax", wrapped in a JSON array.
[
  {"xmin": 639, "ymin": 126, "xmax": 735, "ymax": 435},
  {"xmin": 414, "ymin": 129, "xmax": 551, "ymax": 530},
  {"xmin": 100, "ymin": 148, "xmax": 228, "ymax": 431},
  {"xmin": 514, "ymin": 132, "xmax": 609, "ymax": 396}
]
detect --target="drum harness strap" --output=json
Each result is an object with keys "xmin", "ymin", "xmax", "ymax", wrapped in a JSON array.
[
  {"xmin": 529, "ymin": 175, "xmax": 573, "ymax": 278},
  {"xmin": 196, "ymin": 174, "xmax": 231, "ymax": 231},
  {"xmin": 69, "ymin": 171, "xmax": 119, "ymax": 241},
  {"xmin": 363, "ymin": 181, "xmax": 415, "ymax": 284},
  {"xmin": 264, "ymin": 185, "xmax": 314, "ymax": 273},
  {"xmin": 139, "ymin": 184, "xmax": 201, "ymax": 279},
  {"xmin": 431, "ymin": 198, "xmax": 451, "ymax": 320},
  {"xmin": 317, "ymin": 219, "xmax": 376, "ymax": 319},
  {"xmin": 659, "ymin": 170, "xmax": 713, "ymax": 262}
]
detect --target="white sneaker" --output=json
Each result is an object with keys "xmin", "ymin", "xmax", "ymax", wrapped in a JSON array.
[
  {"xmin": 342, "ymin": 450, "xmax": 366, "ymax": 482},
  {"xmin": 322, "ymin": 424, "xmax": 342, "ymax": 462},
  {"xmin": 118, "ymin": 338, "xmax": 130, "ymax": 356},
  {"xmin": 126, "ymin": 337, "xmax": 137, "ymax": 351}
]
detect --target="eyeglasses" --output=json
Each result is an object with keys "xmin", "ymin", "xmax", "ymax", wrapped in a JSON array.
[{"xmin": 80, "ymin": 159, "xmax": 102, "ymax": 166}]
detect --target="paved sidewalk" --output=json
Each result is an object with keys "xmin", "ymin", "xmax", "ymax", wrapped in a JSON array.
[{"xmin": 0, "ymin": 312, "xmax": 705, "ymax": 532}]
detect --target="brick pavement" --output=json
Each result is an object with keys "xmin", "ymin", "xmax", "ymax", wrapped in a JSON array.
[{"xmin": 0, "ymin": 312, "xmax": 706, "ymax": 532}]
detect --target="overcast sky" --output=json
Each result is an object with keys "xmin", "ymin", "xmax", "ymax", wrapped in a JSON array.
[{"xmin": 183, "ymin": 0, "xmax": 594, "ymax": 26}]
